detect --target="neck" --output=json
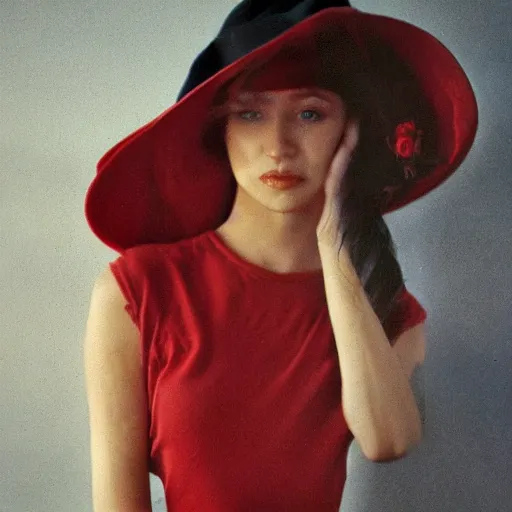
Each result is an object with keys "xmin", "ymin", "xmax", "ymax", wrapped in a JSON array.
[{"xmin": 215, "ymin": 188, "xmax": 324, "ymax": 274}]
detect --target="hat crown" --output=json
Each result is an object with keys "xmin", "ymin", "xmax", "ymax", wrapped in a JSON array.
[
  {"xmin": 220, "ymin": 0, "xmax": 352, "ymax": 27},
  {"xmin": 177, "ymin": 0, "xmax": 353, "ymax": 100}
]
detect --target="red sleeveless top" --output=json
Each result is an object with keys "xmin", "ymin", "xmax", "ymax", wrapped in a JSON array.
[{"xmin": 109, "ymin": 230, "xmax": 426, "ymax": 511}]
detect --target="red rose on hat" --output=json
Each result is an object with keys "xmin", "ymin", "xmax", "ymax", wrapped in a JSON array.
[
  {"xmin": 396, "ymin": 121, "xmax": 416, "ymax": 136},
  {"xmin": 392, "ymin": 121, "xmax": 423, "ymax": 159},
  {"xmin": 385, "ymin": 120, "xmax": 425, "ymax": 181},
  {"xmin": 395, "ymin": 136, "xmax": 414, "ymax": 158}
]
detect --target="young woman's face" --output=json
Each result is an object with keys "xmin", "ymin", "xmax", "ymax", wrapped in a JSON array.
[{"xmin": 224, "ymin": 87, "xmax": 348, "ymax": 214}]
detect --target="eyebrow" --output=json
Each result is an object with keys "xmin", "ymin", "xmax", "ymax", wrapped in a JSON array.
[
  {"xmin": 288, "ymin": 89, "xmax": 334, "ymax": 101},
  {"xmin": 233, "ymin": 89, "xmax": 334, "ymax": 104}
]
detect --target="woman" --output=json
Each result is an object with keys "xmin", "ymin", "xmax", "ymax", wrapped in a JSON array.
[{"xmin": 83, "ymin": 1, "xmax": 478, "ymax": 511}]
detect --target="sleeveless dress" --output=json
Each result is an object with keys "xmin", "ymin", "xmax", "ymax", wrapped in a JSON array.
[{"xmin": 109, "ymin": 229, "xmax": 427, "ymax": 512}]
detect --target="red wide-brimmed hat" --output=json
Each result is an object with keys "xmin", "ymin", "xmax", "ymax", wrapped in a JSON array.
[{"xmin": 85, "ymin": 1, "xmax": 478, "ymax": 253}]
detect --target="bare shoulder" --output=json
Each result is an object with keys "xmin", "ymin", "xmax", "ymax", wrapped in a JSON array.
[
  {"xmin": 84, "ymin": 265, "xmax": 151, "ymax": 511},
  {"xmin": 86, "ymin": 265, "xmax": 138, "ymax": 344},
  {"xmin": 84, "ymin": 264, "xmax": 141, "ymax": 379},
  {"xmin": 91, "ymin": 265, "xmax": 126, "ymax": 304}
]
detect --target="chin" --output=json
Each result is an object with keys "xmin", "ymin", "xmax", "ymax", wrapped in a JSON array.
[
  {"xmin": 266, "ymin": 189, "xmax": 324, "ymax": 213},
  {"xmin": 237, "ymin": 182, "xmax": 323, "ymax": 215},
  {"xmin": 260, "ymin": 196, "xmax": 322, "ymax": 215}
]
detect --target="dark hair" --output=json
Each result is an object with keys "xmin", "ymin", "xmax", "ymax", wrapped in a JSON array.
[
  {"xmin": 202, "ymin": 27, "xmax": 438, "ymax": 332},
  {"xmin": 317, "ymin": 27, "xmax": 438, "ymax": 327}
]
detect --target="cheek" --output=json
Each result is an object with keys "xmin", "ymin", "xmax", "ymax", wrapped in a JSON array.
[
  {"xmin": 225, "ymin": 123, "xmax": 254, "ymax": 169},
  {"xmin": 225, "ymin": 124, "xmax": 242, "ymax": 160},
  {"xmin": 308, "ymin": 126, "xmax": 343, "ymax": 169},
  {"xmin": 326, "ymin": 118, "xmax": 346, "ymax": 156}
]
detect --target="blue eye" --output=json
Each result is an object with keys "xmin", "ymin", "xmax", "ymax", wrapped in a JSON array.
[
  {"xmin": 300, "ymin": 110, "xmax": 323, "ymax": 121},
  {"xmin": 232, "ymin": 109, "xmax": 323, "ymax": 122},
  {"xmin": 238, "ymin": 110, "xmax": 261, "ymax": 121}
]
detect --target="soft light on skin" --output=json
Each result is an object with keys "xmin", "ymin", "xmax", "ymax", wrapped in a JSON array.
[
  {"xmin": 216, "ymin": 86, "xmax": 348, "ymax": 274},
  {"xmin": 224, "ymin": 87, "xmax": 348, "ymax": 217}
]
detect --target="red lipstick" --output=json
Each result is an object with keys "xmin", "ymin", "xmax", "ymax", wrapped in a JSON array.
[{"xmin": 259, "ymin": 170, "xmax": 305, "ymax": 190}]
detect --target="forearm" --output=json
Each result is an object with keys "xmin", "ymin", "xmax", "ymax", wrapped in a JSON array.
[{"xmin": 319, "ymin": 245, "xmax": 422, "ymax": 461}]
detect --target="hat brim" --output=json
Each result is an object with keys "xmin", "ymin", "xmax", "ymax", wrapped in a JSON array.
[{"xmin": 85, "ymin": 7, "xmax": 478, "ymax": 252}]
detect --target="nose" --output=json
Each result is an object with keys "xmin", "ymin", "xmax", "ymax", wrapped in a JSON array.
[{"xmin": 263, "ymin": 116, "xmax": 298, "ymax": 162}]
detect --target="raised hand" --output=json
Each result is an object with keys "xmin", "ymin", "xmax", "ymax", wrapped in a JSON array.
[{"xmin": 316, "ymin": 117, "xmax": 360, "ymax": 252}]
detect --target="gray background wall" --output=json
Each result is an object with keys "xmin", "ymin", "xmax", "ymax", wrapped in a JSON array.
[{"xmin": 1, "ymin": 1, "xmax": 510, "ymax": 511}]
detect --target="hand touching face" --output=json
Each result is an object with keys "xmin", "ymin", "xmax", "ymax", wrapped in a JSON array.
[
  {"xmin": 224, "ymin": 87, "xmax": 347, "ymax": 214},
  {"xmin": 316, "ymin": 117, "xmax": 360, "ymax": 250}
]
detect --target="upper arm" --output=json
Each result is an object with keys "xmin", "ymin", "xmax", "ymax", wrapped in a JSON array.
[
  {"xmin": 83, "ymin": 266, "xmax": 152, "ymax": 512},
  {"xmin": 392, "ymin": 322, "xmax": 426, "ymax": 380}
]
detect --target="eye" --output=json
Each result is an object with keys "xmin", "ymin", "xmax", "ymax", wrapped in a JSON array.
[
  {"xmin": 238, "ymin": 110, "xmax": 262, "ymax": 121},
  {"xmin": 300, "ymin": 109, "xmax": 324, "ymax": 121}
]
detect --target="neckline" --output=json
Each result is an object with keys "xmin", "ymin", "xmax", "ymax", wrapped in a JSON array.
[{"xmin": 205, "ymin": 230, "xmax": 325, "ymax": 282}]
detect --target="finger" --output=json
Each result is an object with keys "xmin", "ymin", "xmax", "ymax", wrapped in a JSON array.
[
  {"xmin": 341, "ymin": 118, "xmax": 359, "ymax": 162},
  {"xmin": 344, "ymin": 117, "xmax": 360, "ymax": 157}
]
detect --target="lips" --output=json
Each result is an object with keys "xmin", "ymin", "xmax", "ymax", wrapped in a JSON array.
[
  {"xmin": 259, "ymin": 170, "xmax": 305, "ymax": 190},
  {"xmin": 260, "ymin": 170, "xmax": 303, "ymax": 179}
]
